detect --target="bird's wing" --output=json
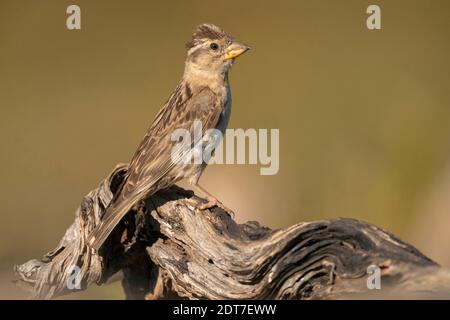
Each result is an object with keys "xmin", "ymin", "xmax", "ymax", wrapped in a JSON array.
[
  {"xmin": 122, "ymin": 85, "xmax": 223, "ymax": 200},
  {"xmin": 88, "ymin": 85, "xmax": 224, "ymax": 249}
]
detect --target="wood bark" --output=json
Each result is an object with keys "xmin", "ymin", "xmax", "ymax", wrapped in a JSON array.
[{"xmin": 13, "ymin": 164, "xmax": 450, "ymax": 299}]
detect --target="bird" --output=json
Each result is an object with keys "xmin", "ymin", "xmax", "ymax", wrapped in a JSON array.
[{"xmin": 88, "ymin": 23, "xmax": 250, "ymax": 251}]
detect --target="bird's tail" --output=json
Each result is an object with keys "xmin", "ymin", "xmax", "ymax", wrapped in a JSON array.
[{"xmin": 88, "ymin": 198, "xmax": 137, "ymax": 251}]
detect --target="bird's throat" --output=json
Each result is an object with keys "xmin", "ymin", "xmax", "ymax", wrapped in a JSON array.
[{"xmin": 183, "ymin": 68, "xmax": 229, "ymax": 95}]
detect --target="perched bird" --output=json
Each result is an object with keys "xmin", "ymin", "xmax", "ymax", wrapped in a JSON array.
[{"xmin": 88, "ymin": 23, "xmax": 250, "ymax": 250}]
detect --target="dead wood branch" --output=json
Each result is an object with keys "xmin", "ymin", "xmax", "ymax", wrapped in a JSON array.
[{"xmin": 14, "ymin": 164, "xmax": 450, "ymax": 299}]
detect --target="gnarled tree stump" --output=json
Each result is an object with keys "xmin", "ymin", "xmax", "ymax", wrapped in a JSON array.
[{"xmin": 13, "ymin": 164, "xmax": 450, "ymax": 299}]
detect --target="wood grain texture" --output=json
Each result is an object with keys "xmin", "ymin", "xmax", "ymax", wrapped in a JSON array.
[{"xmin": 14, "ymin": 164, "xmax": 450, "ymax": 299}]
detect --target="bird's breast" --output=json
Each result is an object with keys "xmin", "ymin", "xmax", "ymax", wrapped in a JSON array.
[{"xmin": 217, "ymin": 84, "xmax": 232, "ymax": 134}]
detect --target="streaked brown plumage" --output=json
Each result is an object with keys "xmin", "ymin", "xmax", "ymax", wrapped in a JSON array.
[{"xmin": 88, "ymin": 23, "xmax": 250, "ymax": 250}]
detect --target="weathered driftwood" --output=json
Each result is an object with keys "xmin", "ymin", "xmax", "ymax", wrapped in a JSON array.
[{"xmin": 14, "ymin": 164, "xmax": 450, "ymax": 299}]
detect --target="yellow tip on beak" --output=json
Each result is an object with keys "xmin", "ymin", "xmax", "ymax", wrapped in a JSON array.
[{"xmin": 223, "ymin": 42, "xmax": 251, "ymax": 61}]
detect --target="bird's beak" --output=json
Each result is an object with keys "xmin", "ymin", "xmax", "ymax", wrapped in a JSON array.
[{"xmin": 223, "ymin": 42, "xmax": 251, "ymax": 60}]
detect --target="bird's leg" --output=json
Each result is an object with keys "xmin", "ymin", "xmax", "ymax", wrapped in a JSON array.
[{"xmin": 190, "ymin": 182, "xmax": 235, "ymax": 217}]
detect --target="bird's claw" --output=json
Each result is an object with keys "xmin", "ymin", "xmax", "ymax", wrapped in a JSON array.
[{"xmin": 197, "ymin": 198, "xmax": 235, "ymax": 218}]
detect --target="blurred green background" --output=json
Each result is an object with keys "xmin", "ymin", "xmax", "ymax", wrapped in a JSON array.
[{"xmin": 1, "ymin": 0, "xmax": 450, "ymax": 299}]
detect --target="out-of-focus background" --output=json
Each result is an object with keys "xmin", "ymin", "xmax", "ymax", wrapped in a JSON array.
[{"xmin": 1, "ymin": 0, "xmax": 450, "ymax": 299}]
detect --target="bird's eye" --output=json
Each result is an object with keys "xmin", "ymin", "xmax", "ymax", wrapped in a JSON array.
[{"xmin": 210, "ymin": 43, "xmax": 219, "ymax": 51}]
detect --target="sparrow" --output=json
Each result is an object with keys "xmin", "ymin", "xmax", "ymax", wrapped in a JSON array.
[{"xmin": 88, "ymin": 23, "xmax": 250, "ymax": 250}]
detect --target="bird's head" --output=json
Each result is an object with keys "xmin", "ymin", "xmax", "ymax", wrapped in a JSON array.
[{"xmin": 184, "ymin": 23, "xmax": 250, "ymax": 82}]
